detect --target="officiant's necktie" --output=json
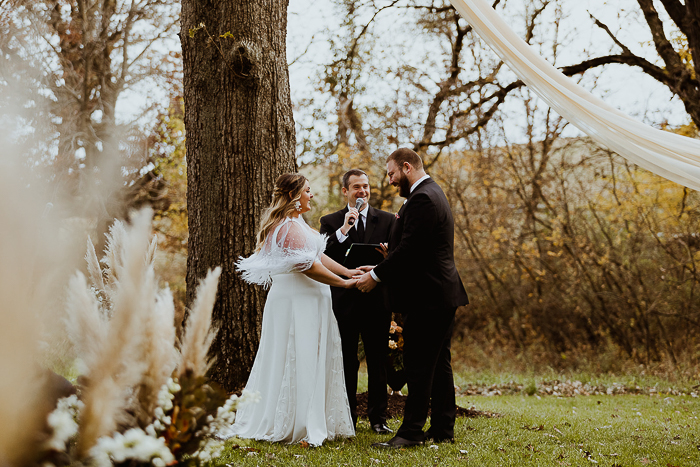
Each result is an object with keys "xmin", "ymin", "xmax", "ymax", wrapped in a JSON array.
[{"xmin": 356, "ymin": 214, "xmax": 365, "ymax": 242}]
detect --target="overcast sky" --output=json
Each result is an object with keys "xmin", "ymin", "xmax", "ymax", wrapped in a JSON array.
[
  {"xmin": 114, "ymin": 0, "xmax": 687, "ymax": 144},
  {"xmin": 285, "ymin": 0, "xmax": 687, "ymax": 132}
]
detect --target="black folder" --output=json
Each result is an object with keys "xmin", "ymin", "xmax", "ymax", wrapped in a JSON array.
[{"xmin": 343, "ymin": 243, "xmax": 384, "ymax": 269}]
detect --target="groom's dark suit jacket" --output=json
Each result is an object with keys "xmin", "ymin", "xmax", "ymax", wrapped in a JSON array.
[
  {"xmin": 372, "ymin": 176, "xmax": 468, "ymax": 441},
  {"xmin": 320, "ymin": 205, "xmax": 395, "ymax": 317},
  {"xmin": 373, "ymin": 177, "xmax": 469, "ymax": 313}
]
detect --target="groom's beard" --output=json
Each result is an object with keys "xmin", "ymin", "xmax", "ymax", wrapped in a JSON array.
[{"xmin": 397, "ymin": 174, "xmax": 411, "ymax": 197}]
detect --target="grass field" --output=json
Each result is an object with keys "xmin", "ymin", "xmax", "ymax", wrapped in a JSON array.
[{"xmin": 215, "ymin": 371, "xmax": 700, "ymax": 466}]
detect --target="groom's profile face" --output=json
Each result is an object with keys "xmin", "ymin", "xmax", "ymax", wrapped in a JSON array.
[{"xmin": 387, "ymin": 160, "xmax": 411, "ymax": 197}]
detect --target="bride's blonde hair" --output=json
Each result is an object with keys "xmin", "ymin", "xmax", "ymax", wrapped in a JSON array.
[{"xmin": 255, "ymin": 173, "xmax": 308, "ymax": 251}]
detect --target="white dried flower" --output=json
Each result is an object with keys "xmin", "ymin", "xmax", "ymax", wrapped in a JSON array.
[
  {"xmin": 192, "ymin": 438, "xmax": 225, "ymax": 462},
  {"xmin": 44, "ymin": 395, "xmax": 83, "ymax": 452},
  {"xmin": 89, "ymin": 428, "xmax": 174, "ymax": 467}
]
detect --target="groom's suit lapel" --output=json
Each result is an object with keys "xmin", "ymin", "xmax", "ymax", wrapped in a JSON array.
[{"xmin": 391, "ymin": 178, "xmax": 433, "ymax": 243}]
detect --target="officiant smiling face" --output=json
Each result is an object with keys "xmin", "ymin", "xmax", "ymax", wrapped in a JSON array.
[{"xmin": 339, "ymin": 170, "xmax": 371, "ymax": 236}]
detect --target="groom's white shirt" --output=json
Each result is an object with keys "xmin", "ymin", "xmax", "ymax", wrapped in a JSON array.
[
  {"xmin": 335, "ymin": 204, "xmax": 368, "ymax": 242},
  {"xmin": 370, "ymin": 175, "xmax": 430, "ymax": 282}
]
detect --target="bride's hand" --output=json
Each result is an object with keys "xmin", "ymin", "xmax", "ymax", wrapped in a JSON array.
[
  {"xmin": 344, "ymin": 278, "xmax": 358, "ymax": 289},
  {"xmin": 357, "ymin": 265, "xmax": 375, "ymax": 273},
  {"xmin": 345, "ymin": 268, "xmax": 361, "ymax": 277}
]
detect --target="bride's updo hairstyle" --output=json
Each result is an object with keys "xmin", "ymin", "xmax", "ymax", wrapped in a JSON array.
[{"xmin": 255, "ymin": 173, "xmax": 308, "ymax": 251}]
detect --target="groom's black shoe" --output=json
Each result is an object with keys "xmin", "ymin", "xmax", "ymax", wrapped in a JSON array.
[
  {"xmin": 372, "ymin": 436, "xmax": 423, "ymax": 448},
  {"xmin": 371, "ymin": 423, "xmax": 393, "ymax": 434}
]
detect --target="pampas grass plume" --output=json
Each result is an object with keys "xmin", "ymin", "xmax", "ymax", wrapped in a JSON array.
[
  {"xmin": 135, "ymin": 287, "xmax": 178, "ymax": 425},
  {"xmin": 178, "ymin": 267, "xmax": 222, "ymax": 379},
  {"xmin": 77, "ymin": 209, "xmax": 156, "ymax": 457},
  {"xmin": 85, "ymin": 236, "xmax": 106, "ymax": 294},
  {"xmin": 64, "ymin": 272, "xmax": 108, "ymax": 374}
]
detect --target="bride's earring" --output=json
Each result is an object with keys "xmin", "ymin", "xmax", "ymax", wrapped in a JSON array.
[{"xmin": 294, "ymin": 201, "xmax": 302, "ymax": 211}]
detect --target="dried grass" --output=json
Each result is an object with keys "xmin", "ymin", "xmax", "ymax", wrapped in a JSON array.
[
  {"xmin": 85, "ymin": 235, "xmax": 106, "ymax": 294},
  {"xmin": 178, "ymin": 267, "xmax": 222, "ymax": 379},
  {"xmin": 0, "ymin": 171, "xmax": 52, "ymax": 464},
  {"xmin": 64, "ymin": 272, "xmax": 108, "ymax": 374},
  {"xmin": 77, "ymin": 210, "xmax": 155, "ymax": 457},
  {"xmin": 135, "ymin": 287, "xmax": 178, "ymax": 425}
]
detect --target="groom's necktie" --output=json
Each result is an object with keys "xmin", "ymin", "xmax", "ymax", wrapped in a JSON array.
[{"xmin": 356, "ymin": 214, "xmax": 365, "ymax": 242}]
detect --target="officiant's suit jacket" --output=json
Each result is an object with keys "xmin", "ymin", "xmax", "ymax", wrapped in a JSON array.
[
  {"xmin": 319, "ymin": 205, "xmax": 395, "ymax": 317},
  {"xmin": 373, "ymin": 177, "xmax": 469, "ymax": 313}
]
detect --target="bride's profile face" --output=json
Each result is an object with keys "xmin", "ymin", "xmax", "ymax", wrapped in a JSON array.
[{"xmin": 298, "ymin": 180, "xmax": 313, "ymax": 213}]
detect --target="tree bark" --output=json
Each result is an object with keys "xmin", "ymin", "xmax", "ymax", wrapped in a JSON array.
[{"xmin": 181, "ymin": 1, "xmax": 297, "ymax": 391}]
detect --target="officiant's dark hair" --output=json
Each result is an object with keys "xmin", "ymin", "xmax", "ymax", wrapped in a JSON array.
[
  {"xmin": 342, "ymin": 169, "xmax": 368, "ymax": 189},
  {"xmin": 387, "ymin": 148, "xmax": 423, "ymax": 170}
]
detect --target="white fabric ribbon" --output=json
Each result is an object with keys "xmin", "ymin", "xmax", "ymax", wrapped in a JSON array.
[{"xmin": 449, "ymin": 0, "xmax": 700, "ymax": 190}]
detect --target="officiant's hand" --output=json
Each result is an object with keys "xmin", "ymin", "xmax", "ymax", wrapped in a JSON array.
[
  {"xmin": 375, "ymin": 243, "xmax": 388, "ymax": 259},
  {"xmin": 355, "ymin": 272, "xmax": 377, "ymax": 293},
  {"xmin": 341, "ymin": 208, "xmax": 360, "ymax": 235}
]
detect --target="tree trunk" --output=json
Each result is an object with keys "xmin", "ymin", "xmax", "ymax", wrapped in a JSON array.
[{"xmin": 181, "ymin": 0, "xmax": 296, "ymax": 391}]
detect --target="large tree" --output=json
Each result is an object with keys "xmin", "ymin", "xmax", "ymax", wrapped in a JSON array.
[
  {"xmin": 181, "ymin": 1, "xmax": 297, "ymax": 390},
  {"xmin": 561, "ymin": 0, "xmax": 700, "ymax": 129}
]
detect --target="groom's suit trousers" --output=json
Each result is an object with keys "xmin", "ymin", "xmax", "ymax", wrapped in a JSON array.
[{"xmin": 397, "ymin": 306, "xmax": 457, "ymax": 441}]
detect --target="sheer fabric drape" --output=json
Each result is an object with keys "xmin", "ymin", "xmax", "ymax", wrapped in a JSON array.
[{"xmin": 449, "ymin": 0, "xmax": 700, "ymax": 190}]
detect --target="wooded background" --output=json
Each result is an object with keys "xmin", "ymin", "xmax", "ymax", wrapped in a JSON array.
[{"xmin": 2, "ymin": 0, "xmax": 698, "ymax": 390}]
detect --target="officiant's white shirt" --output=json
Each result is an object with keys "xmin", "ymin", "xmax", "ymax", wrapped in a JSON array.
[{"xmin": 370, "ymin": 175, "xmax": 430, "ymax": 282}]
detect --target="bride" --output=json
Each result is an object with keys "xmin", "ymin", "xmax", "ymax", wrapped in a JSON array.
[{"xmin": 223, "ymin": 173, "xmax": 357, "ymax": 446}]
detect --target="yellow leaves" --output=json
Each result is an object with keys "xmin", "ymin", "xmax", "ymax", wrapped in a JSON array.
[
  {"xmin": 546, "ymin": 250, "xmax": 562, "ymax": 257},
  {"xmin": 491, "ymin": 226, "xmax": 509, "ymax": 242}
]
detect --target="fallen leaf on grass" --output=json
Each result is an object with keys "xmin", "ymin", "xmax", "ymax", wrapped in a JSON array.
[
  {"xmin": 522, "ymin": 424, "xmax": 544, "ymax": 431},
  {"xmin": 300, "ymin": 441, "xmax": 310, "ymax": 448}
]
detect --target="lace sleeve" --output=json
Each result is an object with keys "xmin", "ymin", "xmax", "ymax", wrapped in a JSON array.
[{"xmin": 236, "ymin": 218, "xmax": 327, "ymax": 288}]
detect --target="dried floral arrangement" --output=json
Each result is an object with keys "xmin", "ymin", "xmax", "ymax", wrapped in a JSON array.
[{"xmin": 23, "ymin": 209, "xmax": 255, "ymax": 466}]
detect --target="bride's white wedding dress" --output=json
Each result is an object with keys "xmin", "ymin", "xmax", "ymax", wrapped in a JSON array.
[{"xmin": 221, "ymin": 216, "xmax": 355, "ymax": 446}]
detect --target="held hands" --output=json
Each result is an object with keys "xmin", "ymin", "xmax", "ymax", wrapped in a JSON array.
[
  {"xmin": 353, "ymin": 270, "xmax": 378, "ymax": 293},
  {"xmin": 341, "ymin": 208, "xmax": 360, "ymax": 235},
  {"xmin": 345, "ymin": 268, "xmax": 362, "ymax": 278},
  {"xmin": 343, "ymin": 278, "xmax": 358, "ymax": 289}
]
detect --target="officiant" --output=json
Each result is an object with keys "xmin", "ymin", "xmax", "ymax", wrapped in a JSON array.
[{"xmin": 320, "ymin": 169, "xmax": 395, "ymax": 434}]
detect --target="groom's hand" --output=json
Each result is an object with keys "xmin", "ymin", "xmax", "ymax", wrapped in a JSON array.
[{"xmin": 355, "ymin": 272, "xmax": 377, "ymax": 293}]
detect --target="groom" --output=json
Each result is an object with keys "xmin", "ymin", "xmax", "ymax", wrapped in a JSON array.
[
  {"xmin": 319, "ymin": 169, "xmax": 395, "ymax": 433},
  {"xmin": 356, "ymin": 148, "xmax": 469, "ymax": 447}
]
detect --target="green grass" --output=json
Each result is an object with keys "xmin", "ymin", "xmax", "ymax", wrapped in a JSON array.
[{"xmin": 215, "ymin": 392, "xmax": 700, "ymax": 466}]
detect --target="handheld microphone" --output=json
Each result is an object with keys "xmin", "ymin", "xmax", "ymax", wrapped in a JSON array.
[{"xmin": 348, "ymin": 198, "xmax": 365, "ymax": 225}]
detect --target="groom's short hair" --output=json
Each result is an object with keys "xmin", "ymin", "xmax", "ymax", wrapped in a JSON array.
[
  {"xmin": 387, "ymin": 148, "xmax": 423, "ymax": 170},
  {"xmin": 342, "ymin": 169, "xmax": 368, "ymax": 189}
]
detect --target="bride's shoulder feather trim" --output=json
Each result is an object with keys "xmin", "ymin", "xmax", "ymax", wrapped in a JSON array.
[{"xmin": 235, "ymin": 219, "xmax": 328, "ymax": 288}]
